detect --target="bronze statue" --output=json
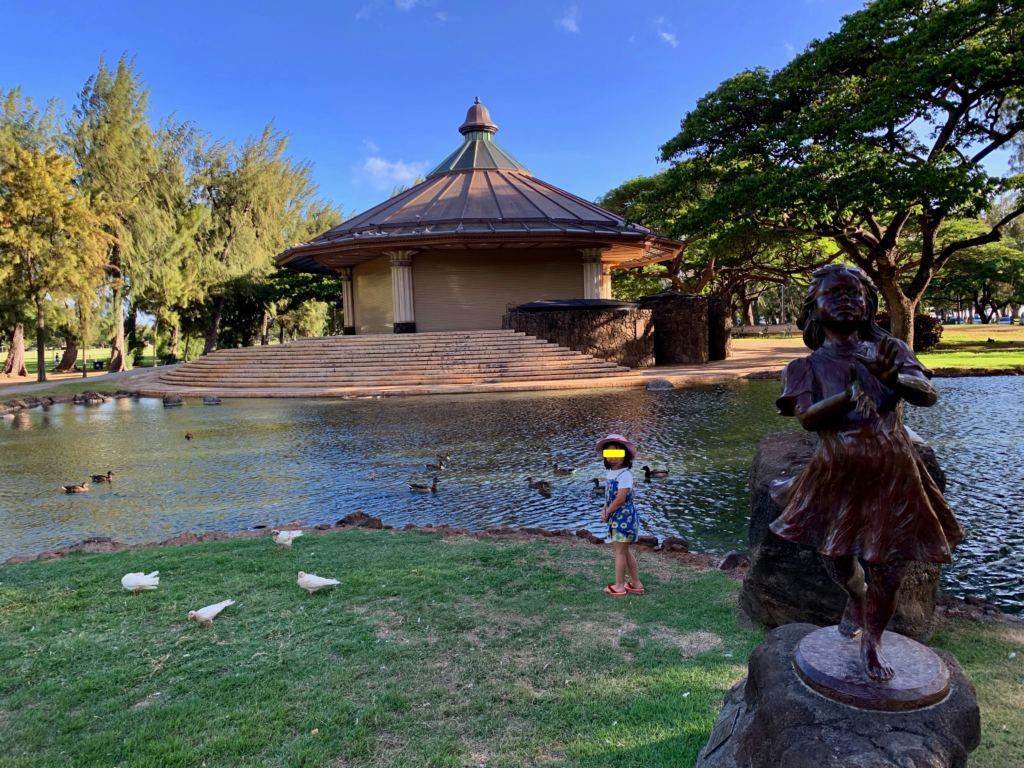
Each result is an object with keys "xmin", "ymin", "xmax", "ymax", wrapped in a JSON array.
[{"xmin": 771, "ymin": 265, "xmax": 964, "ymax": 681}]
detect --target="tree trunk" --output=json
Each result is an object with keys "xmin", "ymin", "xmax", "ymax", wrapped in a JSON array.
[
  {"xmin": 279, "ymin": 323, "xmax": 285, "ymax": 345},
  {"xmin": 878, "ymin": 282, "xmax": 916, "ymax": 347},
  {"xmin": 203, "ymin": 296, "xmax": 226, "ymax": 355},
  {"xmin": 108, "ymin": 283, "xmax": 128, "ymax": 372},
  {"xmin": 1012, "ymin": 304, "xmax": 1021, "ymax": 323},
  {"xmin": 741, "ymin": 292, "xmax": 755, "ymax": 326},
  {"xmin": 183, "ymin": 329, "xmax": 192, "ymax": 362},
  {"xmin": 151, "ymin": 317, "xmax": 159, "ymax": 367},
  {"xmin": 260, "ymin": 311, "xmax": 270, "ymax": 346},
  {"xmin": 169, "ymin": 323, "xmax": 180, "ymax": 358},
  {"xmin": 35, "ymin": 296, "xmax": 47, "ymax": 383},
  {"xmin": 0, "ymin": 323, "xmax": 28, "ymax": 378},
  {"xmin": 54, "ymin": 334, "xmax": 79, "ymax": 373},
  {"xmin": 81, "ymin": 335, "xmax": 87, "ymax": 378}
]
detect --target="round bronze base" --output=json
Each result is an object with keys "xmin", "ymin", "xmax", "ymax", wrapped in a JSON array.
[{"xmin": 794, "ymin": 626, "xmax": 950, "ymax": 712}]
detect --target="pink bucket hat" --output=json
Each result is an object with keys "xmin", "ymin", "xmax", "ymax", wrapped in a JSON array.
[{"xmin": 595, "ymin": 433, "xmax": 637, "ymax": 459}]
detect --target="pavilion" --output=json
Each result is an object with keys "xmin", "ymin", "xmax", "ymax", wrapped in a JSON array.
[{"xmin": 275, "ymin": 99, "xmax": 683, "ymax": 334}]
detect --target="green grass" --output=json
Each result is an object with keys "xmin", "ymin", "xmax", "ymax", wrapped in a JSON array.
[
  {"xmin": 918, "ymin": 350, "xmax": 1024, "ymax": 369},
  {"xmin": 0, "ymin": 379, "xmax": 136, "ymax": 400},
  {"xmin": 22, "ymin": 347, "xmax": 160, "ymax": 377},
  {"xmin": 0, "ymin": 532, "xmax": 1019, "ymax": 767}
]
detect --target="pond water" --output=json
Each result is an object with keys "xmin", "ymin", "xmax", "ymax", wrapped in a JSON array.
[{"xmin": 1, "ymin": 378, "xmax": 1021, "ymax": 613}]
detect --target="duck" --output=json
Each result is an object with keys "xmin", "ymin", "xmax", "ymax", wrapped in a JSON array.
[
  {"xmin": 90, "ymin": 471, "xmax": 114, "ymax": 483},
  {"xmin": 436, "ymin": 453, "xmax": 452, "ymax": 462},
  {"xmin": 642, "ymin": 465, "xmax": 670, "ymax": 480},
  {"xmin": 537, "ymin": 486, "xmax": 552, "ymax": 497},
  {"xmin": 62, "ymin": 482, "xmax": 89, "ymax": 494},
  {"xmin": 425, "ymin": 460, "xmax": 446, "ymax": 471},
  {"xmin": 185, "ymin": 432, "xmax": 194, "ymax": 441},
  {"xmin": 553, "ymin": 463, "xmax": 575, "ymax": 476},
  {"xmin": 526, "ymin": 477, "xmax": 553, "ymax": 490},
  {"xmin": 367, "ymin": 472, "xmax": 377, "ymax": 480},
  {"xmin": 409, "ymin": 477, "xmax": 440, "ymax": 493},
  {"xmin": 591, "ymin": 478, "xmax": 606, "ymax": 493}
]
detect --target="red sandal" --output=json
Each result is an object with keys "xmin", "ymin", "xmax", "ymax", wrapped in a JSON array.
[
  {"xmin": 625, "ymin": 582, "xmax": 645, "ymax": 595},
  {"xmin": 604, "ymin": 584, "xmax": 628, "ymax": 597}
]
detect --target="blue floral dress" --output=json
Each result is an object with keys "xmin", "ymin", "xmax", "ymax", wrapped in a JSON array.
[{"xmin": 606, "ymin": 469, "xmax": 639, "ymax": 543}]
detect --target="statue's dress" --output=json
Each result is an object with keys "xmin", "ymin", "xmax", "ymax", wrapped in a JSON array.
[{"xmin": 769, "ymin": 338, "xmax": 963, "ymax": 564}]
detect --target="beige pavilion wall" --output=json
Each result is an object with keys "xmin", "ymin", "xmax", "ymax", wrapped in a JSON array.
[
  {"xmin": 353, "ymin": 255, "xmax": 393, "ymax": 334},
  {"xmin": 412, "ymin": 249, "xmax": 584, "ymax": 332}
]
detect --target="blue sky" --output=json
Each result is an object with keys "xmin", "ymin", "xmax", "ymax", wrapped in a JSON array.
[{"xmin": 6, "ymin": 0, "xmax": 896, "ymax": 216}]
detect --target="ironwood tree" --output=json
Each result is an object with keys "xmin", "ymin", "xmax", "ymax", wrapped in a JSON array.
[
  {"xmin": 655, "ymin": 0, "xmax": 1024, "ymax": 347},
  {"xmin": 66, "ymin": 55, "xmax": 188, "ymax": 371}
]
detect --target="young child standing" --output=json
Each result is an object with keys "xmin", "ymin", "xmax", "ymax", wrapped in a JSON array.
[{"xmin": 596, "ymin": 434, "xmax": 644, "ymax": 597}]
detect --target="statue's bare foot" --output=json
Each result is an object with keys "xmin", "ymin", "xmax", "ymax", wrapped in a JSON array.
[
  {"xmin": 838, "ymin": 599, "xmax": 862, "ymax": 638},
  {"xmin": 861, "ymin": 636, "xmax": 894, "ymax": 681}
]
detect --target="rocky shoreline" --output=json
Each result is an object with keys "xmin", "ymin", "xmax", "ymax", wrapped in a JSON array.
[
  {"xmin": 3, "ymin": 512, "xmax": 1018, "ymax": 629},
  {"xmin": 0, "ymin": 389, "xmax": 140, "ymax": 414}
]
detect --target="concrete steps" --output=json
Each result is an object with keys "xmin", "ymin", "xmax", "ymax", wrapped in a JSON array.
[{"xmin": 157, "ymin": 330, "xmax": 633, "ymax": 393}]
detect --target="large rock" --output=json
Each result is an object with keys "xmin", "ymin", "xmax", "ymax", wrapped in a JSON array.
[
  {"xmin": 739, "ymin": 431, "xmax": 946, "ymax": 641},
  {"xmin": 697, "ymin": 624, "xmax": 980, "ymax": 768},
  {"xmin": 163, "ymin": 393, "xmax": 183, "ymax": 407},
  {"xmin": 336, "ymin": 511, "xmax": 383, "ymax": 529}
]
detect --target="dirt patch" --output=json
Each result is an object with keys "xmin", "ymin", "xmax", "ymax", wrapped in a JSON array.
[
  {"xmin": 561, "ymin": 619, "xmax": 638, "ymax": 649},
  {"xmin": 129, "ymin": 692, "xmax": 163, "ymax": 709},
  {"xmin": 648, "ymin": 626, "xmax": 724, "ymax": 657},
  {"xmin": 632, "ymin": 549, "xmax": 692, "ymax": 581}
]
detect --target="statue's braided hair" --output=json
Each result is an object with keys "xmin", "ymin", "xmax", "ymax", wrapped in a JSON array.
[{"xmin": 796, "ymin": 264, "xmax": 890, "ymax": 350}]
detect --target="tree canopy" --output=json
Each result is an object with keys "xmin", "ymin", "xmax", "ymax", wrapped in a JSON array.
[{"xmin": 655, "ymin": 0, "xmax": 1024, "ymax": 344}]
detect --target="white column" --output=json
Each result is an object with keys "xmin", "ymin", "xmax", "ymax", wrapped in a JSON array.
[
  {"xmin": 385, "ymin": 250, "xmax": 417, "ymax": 333},
  {"xmin": 339, "ymin": 268, "xmax": 355, "ymax": 334},
  {"xmin": 579, "ymin": 248, "xmax": 607, "ymax": 300},
  {"xmin": 601, "ymin": 269, "xmax": 612, "ymax": 300}
]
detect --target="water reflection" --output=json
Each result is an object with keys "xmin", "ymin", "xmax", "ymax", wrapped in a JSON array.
[{"xmin": 1, "ymin": 378, "xmax": 1021, "ymax": 613}]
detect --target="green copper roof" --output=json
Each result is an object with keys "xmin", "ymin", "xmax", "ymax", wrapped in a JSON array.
[{"xmin": 426, "ymin": 99, "xmax": 531, "ymax": 178}]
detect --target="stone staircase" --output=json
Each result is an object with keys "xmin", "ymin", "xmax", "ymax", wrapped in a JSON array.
[{"xmin": 154, "ymin": 330, "xmax": 633, "ymax": 395}]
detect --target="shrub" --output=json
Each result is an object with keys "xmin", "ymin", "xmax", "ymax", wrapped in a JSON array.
[{"xmin": 875, "ymin": 313, "xmax": 943, "ymax": 352}]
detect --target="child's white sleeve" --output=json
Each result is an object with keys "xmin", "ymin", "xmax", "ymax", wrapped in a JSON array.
[{"xmin": 618, "ymin": 470, "xmax": 633, "ymax": 489}]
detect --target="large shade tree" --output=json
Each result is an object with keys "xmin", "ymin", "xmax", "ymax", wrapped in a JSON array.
[{"xmin": 657, "ymin": 0, "xmax": 1024, "ymax": 346}]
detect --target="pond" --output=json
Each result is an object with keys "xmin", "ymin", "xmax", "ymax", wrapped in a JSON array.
[{"xmin": 1, "ymin": 378, "xmax": 1021, "ymax": 613}]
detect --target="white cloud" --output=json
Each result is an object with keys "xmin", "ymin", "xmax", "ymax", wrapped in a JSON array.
[
  {"xmin": 363, "ymin": 139, "xmax": 381, "ymax": 154},
  {"xmin": 356, "ymin": 4, "xmax": 373, "ymax": 19},
  {"xmin": 436, "ymin": 11, "xmax": 447, "ymax": 21},
  {"xmin": 356, "ymin": 156, "xmax": 431, "ymax": 191},
  {"xmin": 394, "ymin": 0, "xmax": 418, "ymax": 9},
  {"xmin": 558, "ymin": 4, "xmax": 581, "ymax": 34},
  {"xmin": 784, "ymin": 41, "xmax": 796, "ymax": 56},
  {"xmin": 659, "ymin": 30, "xmax": 678, "ymax": 47},
  {"xmin": 628, "ymin": 34, "xmax": 635, "ymax": 42}
]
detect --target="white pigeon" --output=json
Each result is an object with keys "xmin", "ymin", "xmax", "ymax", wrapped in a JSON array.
[
  {"xmin": 121, "ymin": 571, "xmax": 159, "ymax": 595},
  {"xmin": 188, "ymin": 599, "xmax": 235, "ymax": 628},
  {"xmin": 272, "ymin": 529, "xmax": 304, "ymax": 549},
  {"xmin": 297, "ymin": 571, "xmax": 340, "ymax": 596}
]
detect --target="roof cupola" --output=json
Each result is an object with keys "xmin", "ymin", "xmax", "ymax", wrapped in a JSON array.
[{"xmin": 427, "ymin": 98, "xmax": 531, "ymax": 177}]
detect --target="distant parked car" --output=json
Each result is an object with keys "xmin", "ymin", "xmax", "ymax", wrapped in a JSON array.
[
  {"xmin": 973, "ymin": 315, "xmax": 982, "ymax": 323},
  {"xmin": 945, "ymin": 318, "xmax": 964, "ymax": 324},
  {"xmin": 998, "ymin": 317, "xmax": 1012, "ymax": 324}
]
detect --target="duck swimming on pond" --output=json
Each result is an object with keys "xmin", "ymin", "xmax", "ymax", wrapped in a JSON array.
[
  {"xmin": 642, "ymin": 466, "xmax": 669, "ymax": 480},
  {"xmin": 409, "ymin": 477, "xmax": 440, "ymax": 493},
  {"xmin": 538, "ymin": 486, "xmax": 552, "ymax": 497},
  {"xmin": 425, "ymin": 460, "xmax": 446, "ymax": 471},
  {"xmin": 91, "ymin": 471, "xmax": 114, "ymax": 483},
  {"xmin": 185, "ymin": 432, "xmax": 194, "ymax": 441},
  {"xmin": 62, "ymin": 482, "xmax": 89, "ymax": 494},
  {"xmin": 591, "ymin": 478, "xmax": 605, "ymax": 493},
  {"xmin": 526, "ymin": 477, "xmax": 553, "ymax": 489},
  {"xmin": 553, "ymin": 463, "xmax": 575, "ymax": 476}
]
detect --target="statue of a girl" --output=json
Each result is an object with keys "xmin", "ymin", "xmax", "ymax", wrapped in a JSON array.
[{"xmin": 771, "ymin": 264, "xmax": 964, "ymax": 681}]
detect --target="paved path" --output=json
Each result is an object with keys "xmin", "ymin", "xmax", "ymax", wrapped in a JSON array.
[{"xmin": 118, "ymin": 340, "xmax": 803, "ymax": 399}]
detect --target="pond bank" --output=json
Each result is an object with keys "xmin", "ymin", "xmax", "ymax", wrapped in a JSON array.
[{"xmin": 0, "ymin": 529, "xmax": 1020, "ymax": 767}]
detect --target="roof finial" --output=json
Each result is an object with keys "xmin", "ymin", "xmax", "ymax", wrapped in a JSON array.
[{"xmin": 459, "ymin": 97, "xmax": 498, "ymax": 135}]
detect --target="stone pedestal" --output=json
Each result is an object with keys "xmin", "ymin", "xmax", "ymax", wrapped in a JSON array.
[
  {"xmin": 739, "ymin": 431, "xmax": 944, "ymax": 641},
  {"xmin": 696, "ymin": 624, "xmax": 980, "ymax": 768},
  {"xmin": 638, "ymin": 291, "xmax": 709, "ymax": 364},
  {"xmin": 708, "ymin": 298, "xmax": 733, "ymax": 360}
]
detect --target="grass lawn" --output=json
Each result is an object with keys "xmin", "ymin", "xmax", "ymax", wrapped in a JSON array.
[
  {"xmin": 0, "ymin": 532, "xmax": 1020, "ymax": 767},
  {"xmin": 919, "ymin": 324, "xmax": 1024, "ymax": 370},
  {"xmin": 22, "ymin": 347, "xmax": 157, "ymax": 377}
]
